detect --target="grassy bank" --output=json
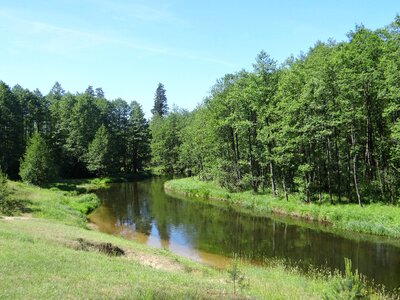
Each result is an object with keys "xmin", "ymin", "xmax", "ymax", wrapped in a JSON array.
[
  {"xmin": 0, "ymin": 179, "xmax": 393, "ymax": 299},
  {"xmin": 5, "ymin": 180, "xmax": 100, "ymax": 227},
  {"xmin": 164, "ymin": 177, "xmax": 400, "ymax": 238},
  {"xmin": 3, "ymin": 174, "xmax": 151, "ymax": 226}
]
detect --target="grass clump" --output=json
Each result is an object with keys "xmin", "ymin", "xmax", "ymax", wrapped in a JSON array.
[{"xmin": 165, "ymin": 177, "xmax": 400, "ymax": 238}]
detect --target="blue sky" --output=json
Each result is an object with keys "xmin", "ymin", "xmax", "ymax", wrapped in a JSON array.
[{"xmin": 0, "ymin": 0, "xmax": 399, "ymax": 115}]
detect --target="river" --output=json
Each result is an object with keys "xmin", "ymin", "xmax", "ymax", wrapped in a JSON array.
[{"xmin": 89, "ymin": 177, "xmax": 400, "ymax": 290}]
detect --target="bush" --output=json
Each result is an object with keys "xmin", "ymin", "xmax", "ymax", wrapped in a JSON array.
[
  {"xmin": 215, "ymin": 161, "xmax": 241, "ymax": 192},
  {"xmin": 325, "ymin": 258, "xmax": 370, "ymax": 299},
  {"xmin": 0, "ymin": 170, "xmax": 12, "ymax": 215}
]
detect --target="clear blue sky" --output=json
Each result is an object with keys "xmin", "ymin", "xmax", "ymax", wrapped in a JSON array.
[{"xmin": 0, "ymin": 0, "xmax": 399, "ymax": 116}]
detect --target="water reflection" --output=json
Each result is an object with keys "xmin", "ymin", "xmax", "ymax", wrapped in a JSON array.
[{"xmin": 89, "ymin": 178, "xmax": 400, "ymax": 290}]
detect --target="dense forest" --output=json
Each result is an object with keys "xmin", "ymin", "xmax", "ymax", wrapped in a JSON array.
[
  {"xmin": 1, "ymin": 17, "xmax": 400, "ymax": 205},
  {"xmin": 0, "ymin": 82, "xmax": 151, "ymax": 183},
  {"xmin": 151, "ymin": 17, "xmax": 400, "ymax": 206}
]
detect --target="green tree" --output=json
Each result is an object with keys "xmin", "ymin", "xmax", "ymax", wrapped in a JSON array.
[
  {"xmin": 0, "ymin": 81, "xmax": 24, "ymax": 178},
  {"xmin": 85, "ymin": 125, "xmax": 113, "ymax": 176},
  {"xmin": 128, "ymin": 101, "xmax": 150, "ymax": 173},
  {"xmin": 150, "ymin": 108, "xmax": 188, "ymax": 173},
  {"xmin": 19, "ymin": 133, "xmax": 57, "ymax": 186},
  {"xmin": 13, "ymin": 85, "xmax": 51, "ymax": 143},
  {"xmin": 104, "ymin": 98, "xmax": 130, "ymax": 172},
  {"xmin": 63, "ymin": 93, "xmax": 101, "ymax": 175},
  {"xmin": 46, "ymin": 81, "xmax": 65, "ymax": 104},
  {"xmin": 179, "ymin": 105, "xmax": 218, "ymax": 178},
  {"xmin": 151, "ymin": 83, "xmax": 168, "ymax": 116},
  {"xmin": 253, "ymin": 51, "xmax": 279, "ymax": 195}
]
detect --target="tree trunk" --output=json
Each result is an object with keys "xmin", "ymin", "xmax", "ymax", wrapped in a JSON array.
[
  {"xmin": 364, "ymin": 90, "xmax": 374, "ymax": 181},
  {"xmin": 326, "ymin": 137, "xmax": 333, "ymax": 204},
  {"xmin": 351, "ymin": 127, "xmax": 362, "ymax": 207},
  {"xmin": 334, "ymin": 129, "xmax": 342, "ymax": 202},
  {"xmin": 282, "ymin": 170, "xmax": 288, "ymax": 201},
  {"xmin": 270, "ymin": 161, "xmax": 276, "ymax": 196},
  {"xmin": 353, "ymin": 154, "xmax": 362, "ymax": 207}
]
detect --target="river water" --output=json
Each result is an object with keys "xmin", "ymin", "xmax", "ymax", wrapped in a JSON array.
[{"xmin": 89, "ymin": 177, "xmax": 400, "ymax": 290}]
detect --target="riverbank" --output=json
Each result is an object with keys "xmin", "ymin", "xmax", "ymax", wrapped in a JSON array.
[
  {"xmin": 164, "ymin": 177, "xmax": 400, "ymax": 238},
  {"xmin": 0, "ymin": 179, "xmax": 392, "ymax": 299}
]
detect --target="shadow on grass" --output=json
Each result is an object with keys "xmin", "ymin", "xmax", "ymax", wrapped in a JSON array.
[
  {"xmin": 46, "ymin": 182, "xmax": 87, "ymax": 194},
  {"xmin": 1, "ymin": 199, "xmax": 36, "ymax": 216}
]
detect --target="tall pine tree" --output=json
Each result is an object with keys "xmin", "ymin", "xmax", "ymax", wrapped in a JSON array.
[{"xmin": 151, "ymin": 83, "xmax": 168, "ymax": 116}]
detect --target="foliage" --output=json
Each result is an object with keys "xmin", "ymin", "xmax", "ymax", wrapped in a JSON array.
[
  {"xmin": 325, "ymin": 258, "xmax": 370, "ymax": 299},
  {"xmin": 127, "ymin": 101, "xmax": 151, "ymax": 173},
  {"xmin": 19, "ymin": 133, "xmax": 57, "ymax": 186},
  {"xmin": 150, "ymin": 108, "xmax": 189, "ymax": 173},
  {"xmin": 227, "ymin": 254, "xmax": 249, "ymax": 294},
  {"xmin": 151, "ymin": 82, "xmax": 168, "ymax": 116},
  {"xmin": 0, "ymin": 81, "xmax": 24, "ymax": 178},
  {"xmin": 0, "ymin": 81, "xmax": 153, "ymax": 179},
  {"xmin": 155, "ymin": 18, "xmax": 400, "ymax": 207},
  {"xmin": 0, "ymin": 170, "xmax": 12, "ymax": 215},
  {"xmin": 85, "ymin": 125, "xmax": 113, "ymax": 176}
]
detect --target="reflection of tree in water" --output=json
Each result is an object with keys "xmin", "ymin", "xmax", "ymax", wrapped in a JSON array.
[
  {"xmin": 131, "ymin": 182, "xmax": 152, "ymax": 235},
  {"xmin": 98, "ymin": 181, "xmax": 153, "ymax": 236},
  {"xmin": 95, "ymin": 179, "xmax": 400, "ymax": 290},
  {"xmin": 146, "ymin": 178, "xmax": 171, "ymax": 245}
]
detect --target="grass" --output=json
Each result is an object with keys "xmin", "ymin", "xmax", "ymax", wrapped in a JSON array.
[
  {"xmin": 164, "ymin": 177, "xmax": 400, "ymax": 238},
  {"xmin": 6, "ymin": 180, "xmax": 100, "ymax": 227},
  {"xmin": 3, "ymin": 174, "xmax": 151, "ymax": 226},
  {"xmin": 0, "ymin": 179, "xmax": 395, "ymax": 299}
]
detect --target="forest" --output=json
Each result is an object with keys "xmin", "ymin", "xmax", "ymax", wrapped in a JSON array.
[
  {"xmin": 1, "ymin": 17, "xmax": 400, "ymax": 206},
  {"xmin": 0, "ymin": 82, "xmax": 151, "ymax": 184},
  {"xmin": 151, "ymin": 17, "xmax": 400, "ymax": 206}
]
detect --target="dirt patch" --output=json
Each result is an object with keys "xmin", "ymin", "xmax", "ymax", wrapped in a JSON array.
[
  {"xmin": 74, "ymin": 238, "xmax": 125, "ymax": 256},
  {"xmin": 1, "ymin": 215, "xmax": 32, "ymax": 221},
  {"xmin": 123, "ymin": 249, "xmax": 184, "ymax": 272},
  {"xmin": 70, "ymin": 238, "xmax": 184, "ymax": 271},
  {"xmin": 87, "ymin": 222, "xmax": 99, "ymax": 231}
]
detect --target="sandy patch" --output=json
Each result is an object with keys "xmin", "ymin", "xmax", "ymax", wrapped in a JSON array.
[
  {"xmin": 123, "ymin": 248, "xmax": 184, "ymax": 272},
  {"xmin": 1, "ymin": 215, "xmax": 32, "ymax": 221}
]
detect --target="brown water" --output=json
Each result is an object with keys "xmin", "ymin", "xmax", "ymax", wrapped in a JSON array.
[{"xmin": 89, "ymin": 177, "xmax": 400, "ymax": 290}]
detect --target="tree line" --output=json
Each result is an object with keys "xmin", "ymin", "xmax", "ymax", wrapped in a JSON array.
[
  {"xmin": 150, "ymin": 17, "xmax": 400, "ymax": 206},
  {"xmin": 0, "ymin": 82, "xmax": 150, "ymax": 184}
]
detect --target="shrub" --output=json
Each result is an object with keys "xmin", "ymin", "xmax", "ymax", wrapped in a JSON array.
[
  {"xmin": 325, "ymin": 258, "xmax": 370, "ymax": 299},
  {"xmin": 227, "ymin": 254, "xmax": 249, "ymax": 295},
  {"xmin": 19, "ymin": 133, "xmax": 57, "ymax": 186},
  {"xmin": 0, "ymin": 170, "xmax": 12, "ymax": 214}
]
